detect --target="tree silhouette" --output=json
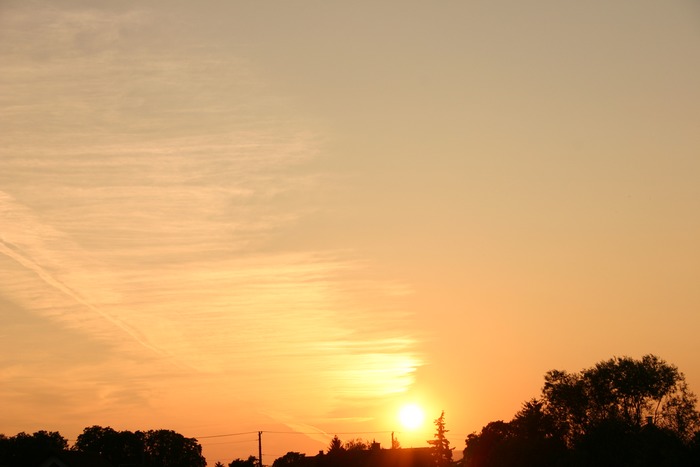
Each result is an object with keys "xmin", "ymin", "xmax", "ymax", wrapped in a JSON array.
[
  {"xmin": 0, "ymin": 430, "xmax": 68, "ymax": 466},
  {"xmin": 272, "ymin": 451, "xmax": 305, "ymax": 467},
  {"xmin": 428, "ymin": 411, "xmax": 453, "ymax": 467},
  {"xmin": 229, "ymin": 455, "xmax": 257, "ymax": 467},
  {"xmin": 74, "ymin": 426, "xmax": 205, "ymax": 467},
  {"xmin": 464, "ymin": 354, "xmax": 700, "ymax": 467},
  {"xmin": 543, "ymin": 354, "xmax": 699, "ymax": 445},
  {"xmin": 464, "ymin": 402, "xmax": 567, "ymax": 467},
  {"xmin": 344, "ymin": 438, "xmax": 372, "ymax": 451},
  {"xmin": 142, "ymin": 429, "xmax": 206, "ymax": 467},
  {"xmin": 391, "ymin": 433, "xmax": 401, "ymax": 450},
  {"xmin": 327, "ymin": 435, "xmax": 344, "ymax": 454},
  {"xmin": 74, "ymin": 425, "xmax": 144, "ymax": 466}
]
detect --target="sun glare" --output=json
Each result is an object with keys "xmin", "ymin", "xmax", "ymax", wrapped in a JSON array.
[{"xmin": 398, "ymin": 403, "xmax": 425, "ymax": 430}]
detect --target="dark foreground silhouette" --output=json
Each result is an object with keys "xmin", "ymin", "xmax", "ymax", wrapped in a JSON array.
[
  {"xmin": 462, "ymin": 355, "xmax": 700, "ymax": 467},
  {"xmin": 2, "ymin": 355, "xmax": 699, "ymax": 467},
  {"xmin": 0, "ymin": 428, "xmax": 205, "ymax": 467}
]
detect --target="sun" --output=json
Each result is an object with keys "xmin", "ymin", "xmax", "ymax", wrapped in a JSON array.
[{"xmin": 398, "ymin": 403, "xmax": 425, "ymax": 430}]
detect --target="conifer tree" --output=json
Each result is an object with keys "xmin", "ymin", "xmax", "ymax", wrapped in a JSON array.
[
  {"xmin": 428, "ymin": 411, "xmax": 453, "ymax": 467},
  {"xmin": 327, "ymin": 435, "xmax": 344, "ymax": 454}
]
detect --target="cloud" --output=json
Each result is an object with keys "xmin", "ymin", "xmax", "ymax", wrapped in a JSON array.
[{"xmin": 0, "ymin": 1, "xmax": 422, "ymax": 435}]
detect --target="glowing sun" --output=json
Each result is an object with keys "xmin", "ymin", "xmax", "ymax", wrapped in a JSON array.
[{"xmin": 398, "ymin": 403, "xmax": 425, "ymax": 430}]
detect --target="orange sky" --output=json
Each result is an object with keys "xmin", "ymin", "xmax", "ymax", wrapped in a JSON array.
[{"xmin": 1, "ymin": 1, "xmax": 700, "ymax": 465}]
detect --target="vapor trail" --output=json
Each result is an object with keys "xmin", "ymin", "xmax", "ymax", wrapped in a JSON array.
[{"xmin": 0, "ymin": 236, "xmax": 166, "ymax": 357}]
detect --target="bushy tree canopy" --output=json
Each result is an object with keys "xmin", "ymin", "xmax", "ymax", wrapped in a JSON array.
[
  {"xmin": 142, "ymin": 429, "xmax": 206, "ymax": 467},
  {"xmin": 543, "ymin": 354, "xmax": 699, "ymax": 444},
  {"xmin": 0, "ymin": 430, "xmax": 68, "ymax": 465},
  {"xmin": 463, "ymin": 402, "xmax": 566, "ymax": 467},
  {"xmin": 272, "ymin": 452, "xmax": 305, "ymax": 467},
  {"xmin": 229, "ymin": 455, "xmax": 257, "ymax": 467},
  {"xmin": 464, "ymin": 355, "xmax": 700, "ymax": 467},
  {"xmin": 74, "ymin": 425, "xmax": 145, "ymax": 465},
  {"xmin": 73, "ymin": 426, "xmax": 205, "ymax": 467}
]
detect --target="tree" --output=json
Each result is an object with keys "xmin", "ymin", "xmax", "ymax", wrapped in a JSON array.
[
  {"xmin": 463, "ymin": 421, "xmax": 513, "ymax": 467},
  {"xmin": 74, "ymin": 425, "xmax": 145, "ymax": 465},
  {"xmin": 229, "ymin": 455, "xmax": 257, "ymax": 467},
  {"xmin": 0, "ymin": 431, "xmax": 68, "ymax": 466},
  {"xmin": 327, "ymin": 435, "xmax": 344, "ymax": 454},
  {"xmin": 74, "ymin": 425, "xmax": 119, "ymax": 454},
  {"xmin": 542, "ymin": 354, "xmax": 700, "ymax": 445},
  {"xmin": 27, "ymin": 431, "xmax": 68, "ymax": 452},
  {"xmin": 272, "ymin": 451, "xmax": 305, "ymax": 467},
  {"xmin": 464, "ymin": 355, "xmax": 700, "ymax": 467},
  {"xmin": 142, "ymin": 429, "xmax": 206, "ymax": 467},
  {"xmin": 343, "ymin": 438, "xmax": 371, "ymax": 451},
  {"xmin": 428, "ymin": 411, "xmax": 453, "ymax": 467},
  {"xmin": 464, "ymin": 414, "xmax": 567, "ymax": 467},
  {"xmin": 391, "ymin": 433, "xmax": 401, "ymax": 449},
  {"xmin": 0, "ymin": 435, "xmax": 8, "ymax": 463}
]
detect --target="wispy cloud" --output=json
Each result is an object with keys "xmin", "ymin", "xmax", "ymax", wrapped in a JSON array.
[{"xmin": 0, "ymin": 1, "xmax": 422, "ymax": 437}]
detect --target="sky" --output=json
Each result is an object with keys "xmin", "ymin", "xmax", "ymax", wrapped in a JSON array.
[{"xmin": 1, "ymin": 0, "xmax": 700, "ymax": 464}]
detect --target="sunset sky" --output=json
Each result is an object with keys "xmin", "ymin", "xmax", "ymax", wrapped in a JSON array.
[{"xmin": 1, "ymin": 0, "xmax": 700, "ymax": 464}]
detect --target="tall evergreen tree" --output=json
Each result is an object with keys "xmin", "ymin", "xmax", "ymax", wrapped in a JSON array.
[
  {"xmin": 327, "ymin": 435, "xmax": 344, "ymax": 454},
  {"xmin": 428, "ymin": 411, "xmax": 453, "ymax": 467}
]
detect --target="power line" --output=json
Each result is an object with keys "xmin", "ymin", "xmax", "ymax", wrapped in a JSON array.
[
  {"xmin": 201, "ymin": 438, "xmax": 259, "ymax": 446},
  {"xmin": 197, "ymin": 431, "xmax": 259, "ymax": 439},
  {"xmin": 262, "ymin": 430, "xmax": 395, "ymax": 436},
  {"xmin": 196, "ymin": 430, "xmax": 397, "ymax": 439}
]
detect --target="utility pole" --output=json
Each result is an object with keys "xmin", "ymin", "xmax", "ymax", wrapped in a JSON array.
[{"xmin": 258, "ymin": 431, "xmax": 263, "ymax": 467}]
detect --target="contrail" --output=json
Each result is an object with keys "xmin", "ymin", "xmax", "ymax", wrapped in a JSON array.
[{"xmin": 0, "ymin": 235, "xmax": 167, "ymax": 357}]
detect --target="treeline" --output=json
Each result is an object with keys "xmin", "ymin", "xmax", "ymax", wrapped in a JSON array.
[
  {"xmin": 266, "ymin": 355, "xmax": 700, "ymax": 467},
  {"xmin": 268, "ymin": 412, "xmax": 451, "ymax": 467},
  {"xmin": 0, "ymin": 426, "xmax": 206, "ymax": 467},
  {"xmin": 462, "ymin": 354, "xmax": 700, "ymax": 467},
  {"xmin": 4, "ymin": 354, "xmax": 700, "ymax": 467},
  {"xmin": 269, "ymin": 435, "xmax": 433, "ymax": 467}
]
